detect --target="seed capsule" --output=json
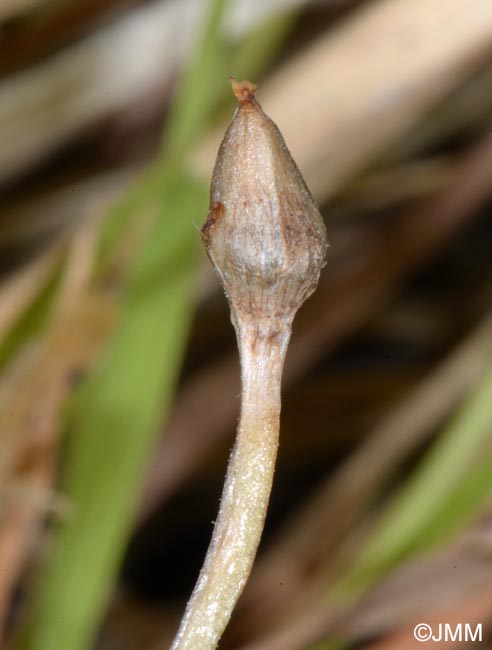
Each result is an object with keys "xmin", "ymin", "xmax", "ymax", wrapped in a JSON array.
[
  {"xmin": 172, "ymin": 81, "xmax": 327, "ymax": 650},
  {"xmin": 201, "ymin": 79, "xmax": 327, "ymax": 331}
]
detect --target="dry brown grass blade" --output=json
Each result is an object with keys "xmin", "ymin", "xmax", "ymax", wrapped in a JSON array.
[
  {"xmin": 335, "ymin": 158, "xmax": 454, "ymax": 215},
  {"xmin": 287, "ymin": 131, "xmax": 492, "ymax": 376},
  {"xmin": 390, "ymin": 63, "xmax": 492, "ymax": 161},
  {"xmin": 235, "ymin": 517, "xmax": 492, "ymax": 650},
  {"xmin": 366, "ymin": 591, "xmax": 492, "ymax": 650},
  {"xmin": 0, "ymin": 0, "xmax": 143, "ymax": 76},
  {"xmin": 140, "ymin": 132, "xmax": 492, "ymax": 524},
  {"xmin": 0, "ymin": 169, "xmax": 136, "ymax": 253},
  {"xmin": 0, "ymin": 0, "xmax": 52, "ymax": 23},
  {"xmin": 194, "ymin": 0, "xmax": 492, "ymax": 201},
  {"xmin": 0, "ymin": 243, "xmax": 63, "ymax": 341},
  {"xmin": 232, "ymin": 605, "xmax": 342, "ymax": 650},
  {"xmin": 0, "ymin": 221, "xmax": 117, "ymax": 636},
  {"xmin": 0, "ymin": 0, "xmax": 312, "ymax": 188},
  {"xmin": 0, "ymin": 0, "xmax": 188, "ymax": 187},
  {"xmin": 339, "ymin": 517, "xmax": 492, "ymax": 644}
]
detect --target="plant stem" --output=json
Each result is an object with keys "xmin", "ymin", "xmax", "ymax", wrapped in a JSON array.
[{"xmin": 170, "ymin": 322, "xmax": 291, "ymax": 650}]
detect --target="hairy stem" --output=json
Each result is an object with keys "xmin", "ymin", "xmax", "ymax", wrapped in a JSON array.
[
  {"xmin": 171, "ymin": 78, "xmax": 326, "ymax": 649},
  {"xmin": 170, "ymin": 323, "xmax": 290, "ymax": 650}
]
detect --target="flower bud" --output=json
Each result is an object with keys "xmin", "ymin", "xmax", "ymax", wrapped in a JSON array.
[{"xmin": 202, "ymin": 80, "xmax": 327, "ymax": 331}]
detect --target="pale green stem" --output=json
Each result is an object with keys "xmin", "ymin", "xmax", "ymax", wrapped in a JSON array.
[{"xmin": 170, "ymin": 322, "xmax": 290, "ymax": 650}]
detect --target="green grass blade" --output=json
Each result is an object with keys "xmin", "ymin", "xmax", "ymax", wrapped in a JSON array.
[
  {"xmin": 312, "ymin": 369, "xmax": 492, "ymax": 650},
  {"xmin": 18, "ymin": 175, "xmax": 208, "ymax": 650},
  {"xmin": 163, "ymin": 0, "xmax": 230, "ymax": 160},
  {"xmin": 98, "ymin": 0, "xmax": 231, "ymax": 269},
  {"xmin": 415, "ymin": 453, "xmax": 492, "ymax": 547},
  {"xmin": 336, "ymin": 366, "xmax": 492, "ymax": 596},
  {"xmin": 229, "ymin": 9, "xmax": 298, "ymax": 88},
  {"xmin": 0, "ymin": 262, "xmax": 62, "ymax": 370}
]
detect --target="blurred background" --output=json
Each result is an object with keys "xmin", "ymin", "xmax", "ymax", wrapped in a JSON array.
[{"xmin": 1, "ymin": 1, "xmax": 492, "ymax": 649}]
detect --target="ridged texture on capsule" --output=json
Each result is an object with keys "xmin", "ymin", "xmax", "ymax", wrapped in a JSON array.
[{"xmin": 201, "ymin": 80, "xmax": 327, "ymax": 327}]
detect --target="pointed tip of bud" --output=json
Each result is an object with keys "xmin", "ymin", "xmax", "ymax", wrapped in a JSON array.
[
  {"xmin": 204, "ymin": 79, "xmax": 327, "ymax": 327},
  {"xmin": 230, "ymin": 78, "xmax": 257, "ymax": 104}
]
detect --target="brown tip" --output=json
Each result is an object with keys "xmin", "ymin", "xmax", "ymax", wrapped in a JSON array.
[{"xmin": 230, "ymin": 78, "xmax": 257, "ymax": 104}]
